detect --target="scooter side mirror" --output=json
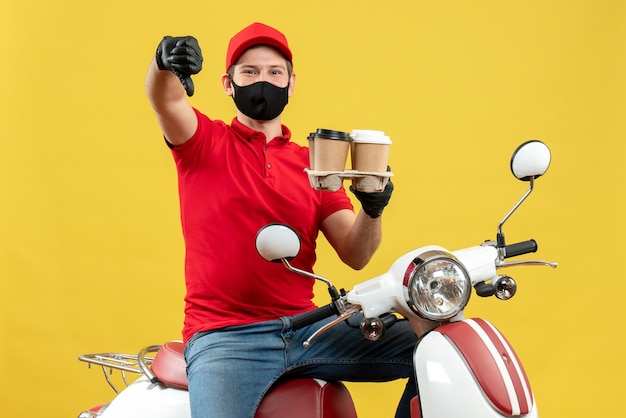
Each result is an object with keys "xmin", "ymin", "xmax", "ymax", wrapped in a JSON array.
[
  {"xmin": 497, "ymin": 139, "xmax": 552, "ymax": 245},
  {"xmin": 510, "ymin": 140, "xmax": 551, "ymax": 181},
  {"xmin": 255, "ymin": 224, "xmax": 301, "ymax": 262}
]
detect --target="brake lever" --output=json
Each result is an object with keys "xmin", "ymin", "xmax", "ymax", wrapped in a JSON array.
[
  {"xmin": 303, "ymin": 305, "xmax": 361, "ymax": 348},
  {"xmin": 497, "ymin": 259, "xmax": 558, "ymax": 268}
]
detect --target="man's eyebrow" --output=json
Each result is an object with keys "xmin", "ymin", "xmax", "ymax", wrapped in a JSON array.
[{"xmin": 239, "ymin": 63, "xmax": 286, "ymax": 69}]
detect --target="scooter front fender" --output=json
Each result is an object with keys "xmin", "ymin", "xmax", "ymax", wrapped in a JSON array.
[
  {"xmin": 413, "ymin": 318, "xmax": 537, "ymax": 418},
  {"xmin": 99, "ymin": 377, "xmax": 190, "ymax": 418}
]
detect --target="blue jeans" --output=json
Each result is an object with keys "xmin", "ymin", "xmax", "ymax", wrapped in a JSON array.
[{"xmin": 184, "ymin": 314, "xmax": 417, "ymax": 418}]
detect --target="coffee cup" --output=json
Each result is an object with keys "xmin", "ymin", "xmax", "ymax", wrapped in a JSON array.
[
  {"xmin": 307, "ymin": 132, "xmax": 316, "ymax": 169},
  {"xmin": 309, "ymin": 129, "xmax": 351, "ymax": 172},
  {"xmin": 350, "ymin": 130, "xmax": 392, "ymax": 173}
]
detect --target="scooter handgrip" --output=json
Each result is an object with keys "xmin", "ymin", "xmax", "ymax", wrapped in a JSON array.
[
  {"xmin": 505, "ymin": 239, "xmax": 538, "ymax": 258},
  {"xmin": 290, "ymin": 304, "xmax": 337, "ymax": 331}
]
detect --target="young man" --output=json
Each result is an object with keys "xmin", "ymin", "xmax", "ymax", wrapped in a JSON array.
[{"xmin": 145, "ymin": 22, "xmax": 416, "ymax": 418}]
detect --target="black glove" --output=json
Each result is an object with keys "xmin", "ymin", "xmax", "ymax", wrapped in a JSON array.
[
  {"xmin": 350, "ymin": 175, "xmax": 394, "ymax": 219},
  {"xmin": 156, "ymin": 36, "xmax": 203, "ymax": 96}
]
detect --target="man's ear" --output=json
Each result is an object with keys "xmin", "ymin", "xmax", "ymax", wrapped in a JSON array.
[
  {"xmin": 222, "ymin": 74, "xmax": 233, "ymax": 96},
  {"xmin": 288, "ymin": 73, "xmax": 296, "ymax": 98}
]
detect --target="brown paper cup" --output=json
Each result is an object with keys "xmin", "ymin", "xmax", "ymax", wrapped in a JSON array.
[
  {"xmin": 310, "ymin": 129, "xmax": 351, "ymax": 172},
  {"xmin": 350, "ymin": 130, "xmax": 392, "ymax": 173},
  {"xmin": 307, "ymin": 133, "xmax": 315, "ymax": 169}
]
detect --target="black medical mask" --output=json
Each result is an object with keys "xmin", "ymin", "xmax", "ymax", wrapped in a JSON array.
[{"xmin": 231, "ymin": 80, "xmax": 289, "ymax": 121}]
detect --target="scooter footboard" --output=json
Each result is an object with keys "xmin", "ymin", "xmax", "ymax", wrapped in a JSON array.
[{"xmin": 413, "ymin": 318, "xmax": 537, "ymax": 417}]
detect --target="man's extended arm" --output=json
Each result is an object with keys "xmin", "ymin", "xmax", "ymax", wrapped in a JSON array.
[{"xmin": 145, "ymin": 36, "xmax": 202, "ymax": 146}]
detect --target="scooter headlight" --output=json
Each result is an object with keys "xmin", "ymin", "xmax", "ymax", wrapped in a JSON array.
[{"xmin": 403, "ymin": 250, "xmax": 471, "ymax": 321}]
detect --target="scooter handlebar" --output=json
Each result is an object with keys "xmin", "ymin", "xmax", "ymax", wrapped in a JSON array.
[
  {"xmin": 504, "ymin": 239, "xmax": 538, "ymax": 258},
  {"xmin": 290, "ymin": 304, "xmax": 337, "ymax": 331}
]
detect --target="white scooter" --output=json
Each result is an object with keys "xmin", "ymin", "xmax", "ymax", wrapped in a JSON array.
[{"xmin": 78, "ymin": 140, "xmax": 556, "ymax": 418}]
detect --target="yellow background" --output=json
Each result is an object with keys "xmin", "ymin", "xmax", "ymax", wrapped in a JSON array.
[{"xmin": 1, "ymin": 0, "xmax": 624, "ymax": 417}]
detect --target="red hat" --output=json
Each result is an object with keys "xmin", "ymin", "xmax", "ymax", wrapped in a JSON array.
[{"xmin": 226, "ymin": 22, "xmax": 293, "ymax": 71}]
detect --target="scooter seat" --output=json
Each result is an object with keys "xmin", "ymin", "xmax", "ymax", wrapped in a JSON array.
[
  {"xmin": 151, "ymin": 341, "xmax": 188, "ymax": 389},
  {"xmin": 151, "ymin": 341, "xmax": 357, "ymax": 418},
  {"xmin": 256, "ymin": 378, "xmax": 357, "ymax": 418}
]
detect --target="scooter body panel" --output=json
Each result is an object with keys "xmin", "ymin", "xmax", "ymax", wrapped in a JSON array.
[
  {"xmin": 413, "ymin": 318, "xmax": 537, "ymax": 417},
  {"xmin": 99, "ymin": 377, "xmax": 190, "ymax": 418}
]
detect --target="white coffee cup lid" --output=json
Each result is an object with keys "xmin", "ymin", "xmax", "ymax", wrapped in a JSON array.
[{"xmin": 351, "ymin": 129, "xmax": 392, "ymax": 144}]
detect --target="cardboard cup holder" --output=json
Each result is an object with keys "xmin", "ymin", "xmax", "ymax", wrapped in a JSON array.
[
  {"xmin": 307, "ymin": 129, "xmax": 393, "ymax": 192},
  {"xmin": 305, "ymin": 169, "xmax": 393, "ymax": 192}
]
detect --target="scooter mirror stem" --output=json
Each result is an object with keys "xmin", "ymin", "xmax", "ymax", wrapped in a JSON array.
[
  {"xmin": 281, "ymin": 258, "xmax": 343, "ymax": 302},
  {"xmin": 282, "ymin": 258, "xmax": 333, "ymax": 288},
  {"xmin": 497, "ymin": 177, "xmax": 535, "ymax": 238},
  {"xmin": 281, "ymin": 258, "xmax": 350, "ymax": 315}
]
